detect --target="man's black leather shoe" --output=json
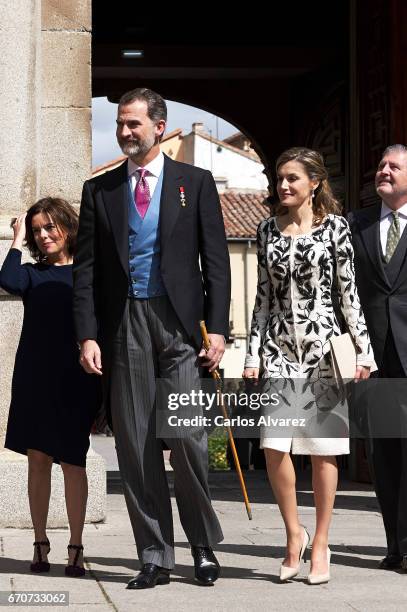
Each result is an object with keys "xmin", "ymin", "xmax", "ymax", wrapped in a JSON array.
[
  {"xmin": 191, "ymin": 546, "xmax": 220, "ymax": 585},
  {"xmin": 378, "ymin": 555, "xmax": 402, "ymax": 570},
  {"xmin": 126, "ymin": 563, "xmax": 170, "ymax": 589}
]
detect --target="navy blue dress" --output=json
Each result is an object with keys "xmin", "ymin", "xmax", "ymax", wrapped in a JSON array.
[{"xmin": 0, "ymin": 249, "xmax": 100, "ymax": 467}]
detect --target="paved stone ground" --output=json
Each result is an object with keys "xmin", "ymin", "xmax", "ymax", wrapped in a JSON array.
[{"xmin": 1, "ymin": 467, "xmax": 407, "ymax": 612}]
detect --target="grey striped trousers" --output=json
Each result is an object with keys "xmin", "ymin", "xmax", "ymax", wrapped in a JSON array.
[{"xmin": 110, "ymin": 296, "xmax": 223, "ymax": 569}]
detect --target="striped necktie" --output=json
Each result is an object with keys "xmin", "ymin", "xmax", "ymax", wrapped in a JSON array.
[{"xmin": 385, "ymin": 211, "xmax": 400, "ymax": 263}]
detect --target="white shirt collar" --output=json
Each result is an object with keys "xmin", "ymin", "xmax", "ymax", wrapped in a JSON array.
[
  {"xmin": 127, "ymin": 151, "xmax": 164, "ymax": 178},
  {"xmin": 381, "ymin": 200, "xmax": 407, "ymax": 220}
]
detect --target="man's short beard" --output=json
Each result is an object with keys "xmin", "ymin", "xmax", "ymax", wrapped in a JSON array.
[{"xmin": 119, "ymin": 135, "xmax": 156, "ymax": 158}]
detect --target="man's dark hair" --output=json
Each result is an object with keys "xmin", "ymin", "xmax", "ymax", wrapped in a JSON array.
[
  {"xmin": 25, "ymin": 197, "xmax": 78, "ymax": 263},
  {"xmin": 118, "ymin": 88, "xmax": 167, "ymax": 124}
]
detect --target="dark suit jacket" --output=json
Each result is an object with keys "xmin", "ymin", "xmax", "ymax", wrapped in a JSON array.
[
  {"xmin": 348, "ymin": 203, "xmax": 407, "ymax": 374},
  {"xmin": 73, "ymin": 154, "xmax": 231, "ymax": 413}
]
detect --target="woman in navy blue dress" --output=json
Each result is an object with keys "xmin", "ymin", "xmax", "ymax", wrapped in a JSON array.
[{"xmin": 0, "ymin": 198, "xmax": 100, "ymax": 577}]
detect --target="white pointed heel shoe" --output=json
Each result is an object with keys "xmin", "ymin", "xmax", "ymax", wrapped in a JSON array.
[
  {"xmin": 279, "ymin": 526, "xmax": 310, "ymax": 582},
  {"xmin": 307, "ymin": 547, "xmax": 331, "ymax": 585}
]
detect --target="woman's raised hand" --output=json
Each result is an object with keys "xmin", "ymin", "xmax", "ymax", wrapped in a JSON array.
[{"xmin": 11, "ymin": 213, "xmax": 27, "ymax": 250}]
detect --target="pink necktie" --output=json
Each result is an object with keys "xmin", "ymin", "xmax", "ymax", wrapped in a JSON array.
[{"xmin": 134, "ymin": 168, "xmax": 151, "ymax": 219}]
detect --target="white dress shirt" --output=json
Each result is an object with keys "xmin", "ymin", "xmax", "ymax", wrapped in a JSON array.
[
  {"xmin": 379, "ymin": 201, "xmax": 407, "ymax": 254},
  {"xmin": 127, "ymin": 151, "xmax": 164, "ymax": 199}
]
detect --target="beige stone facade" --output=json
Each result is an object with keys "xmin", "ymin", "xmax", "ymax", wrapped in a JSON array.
[
  {"xmin": 0, "ymin": 0, "xmax": 105, "ymax": 525},
  {"xmin": 0, "ymin": 1, "xmax": 41, "ymax": 222},
  {"xmin": 40, "ymin": 1, "xmax": 92, "ymax": 205},
  {"xmin": 159, "ymin": 129, "xmax": 184, "ymax": 162},
  {"xmin": 229, "ymin": 243, "xmax": 258, "ymax": 338},
  {"xmin": 160, "ymin": 124, "xmax": 267, "ymax": 191},
  {"xmin": 222, "ymin": 241, "xmax": 258, "ymax": 378},
  {"xmin": 0, "ymin": 0, "xmax": 93, "ymax": 444}
]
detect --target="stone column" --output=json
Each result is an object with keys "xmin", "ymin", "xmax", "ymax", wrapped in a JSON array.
[
  {"xmin": 41, "ymin": 0, "xmax": 92, "ymax": 205},
  {"xmin": 0, "ymin": 0, "xmax": 106, "ymax": 526},
  {"xmin": 0, "ymin": 0, "xmax": 41, "ymax": 446}
]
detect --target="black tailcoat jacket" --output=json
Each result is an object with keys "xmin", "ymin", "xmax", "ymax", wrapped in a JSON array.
[
  {"xmin": 73, "ymin": 155, "xmax": 231, "ymax": 418},
  {"xmin": 348, "ymin": 203, "xmax": 407, "ymax": 374}
]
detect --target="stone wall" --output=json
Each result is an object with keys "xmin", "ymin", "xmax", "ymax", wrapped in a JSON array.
[
  {"xmin": 0, "ymin": 0, "xmax": 92, "ymax": 446},
  {"xmin": 0, "ymin": 0, "xmax": 105, "ymax": 525},
  {"xmin": 41, "ymin": 0, "xmax": 92, "ymax": 206}
]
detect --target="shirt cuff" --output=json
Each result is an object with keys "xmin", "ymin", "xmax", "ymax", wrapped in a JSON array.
[
  {"xmin": 356, "ymin": 354, "xmax": 377, "ymax": 370},
  {"xmin": 244, "ymin": 355, "xmax": 261, "ymax": 369}
]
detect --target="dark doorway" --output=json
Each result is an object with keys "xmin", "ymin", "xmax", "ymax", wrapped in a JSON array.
[{"xmin": 92, "ymin": 3, "xmax": 349, "ymax": 201}]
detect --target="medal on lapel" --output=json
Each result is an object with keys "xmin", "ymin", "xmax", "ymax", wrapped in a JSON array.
[{"xmin": 179, "ymin": 186, "xmax": 186, "ymax": 207}]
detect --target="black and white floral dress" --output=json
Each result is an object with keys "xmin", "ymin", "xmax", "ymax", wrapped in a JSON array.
[{"xmin": 244, "ymin": 214, "xmax": 374, "ymax": 455}]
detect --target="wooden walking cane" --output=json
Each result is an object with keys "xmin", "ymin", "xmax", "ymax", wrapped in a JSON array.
[{"xmin": 200, "ymin": 320, "xmax": 252, "ymax": 520}]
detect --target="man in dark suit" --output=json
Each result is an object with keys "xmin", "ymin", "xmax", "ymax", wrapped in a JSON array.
[
  {"xmin": 349, "ymin": 144, "xmax": 407, "ymax": 571},
  {"xmin": 73, "ymin": 88, "xmax": 231, "ymax": 589}
]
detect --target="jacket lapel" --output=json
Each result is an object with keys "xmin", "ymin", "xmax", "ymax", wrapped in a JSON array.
[
  {"xmin": 101, "ymin": 161, "xmax": 129, "ymax": 277},
  {"xmin": 159, "ymin": 155, "xmax": 184, "ymax": 253},
  {"xmin": 356, "ymin": 203, "xmax": 391, "ymax": 289},
  {"xmin": 390, "ymin": 223, "xmax": 407, "ymax": 291}
]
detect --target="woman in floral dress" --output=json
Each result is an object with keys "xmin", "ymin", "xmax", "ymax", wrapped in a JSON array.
[{"xmin": 243, "ymin": 148, "xmax": 375, "ymax": 584}]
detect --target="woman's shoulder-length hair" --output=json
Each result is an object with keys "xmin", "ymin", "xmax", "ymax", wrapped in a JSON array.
[{"xmin": 24, "ymin": 197, "xmax": 78, "ymax": 263}]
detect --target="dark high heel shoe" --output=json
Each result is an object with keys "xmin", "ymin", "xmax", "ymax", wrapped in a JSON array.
[
  {"xmin": 65, "ymin": 544, "xmax": 85, "ymax": 577},
  {"xmin": 30, "ymin": 539, "xmax": 51, "ymax": 573}
]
